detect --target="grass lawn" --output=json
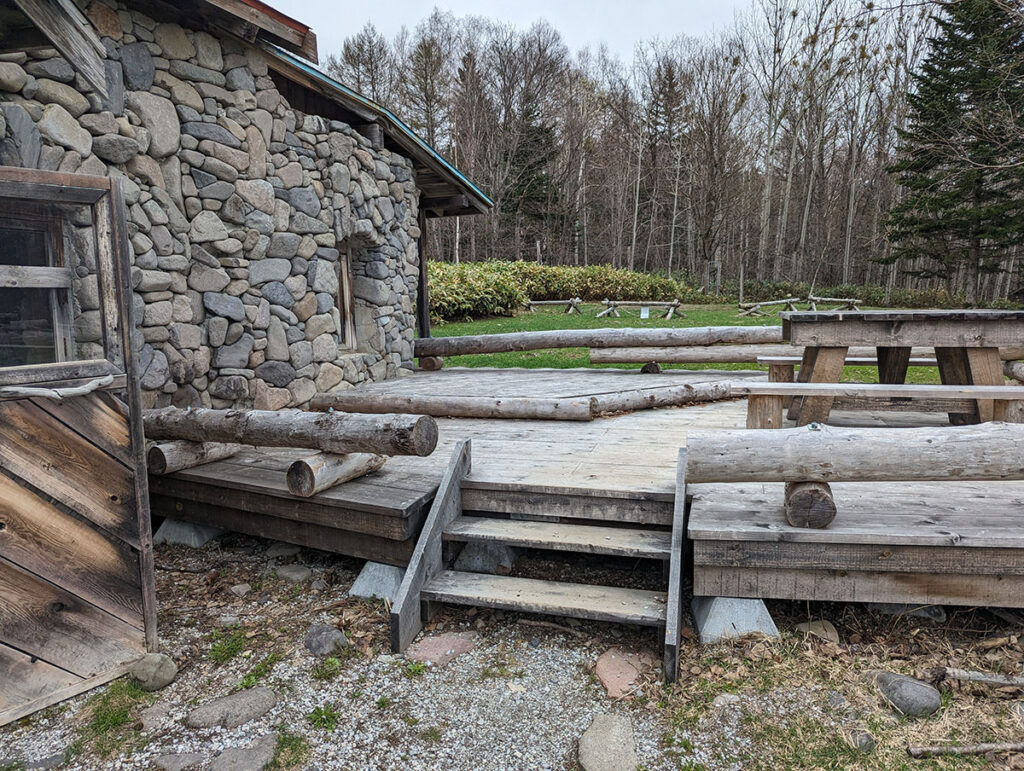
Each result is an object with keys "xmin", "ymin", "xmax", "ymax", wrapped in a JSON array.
[{"xmin": 430, "ymin": 303, "xmax": 943, "ymax": 384}]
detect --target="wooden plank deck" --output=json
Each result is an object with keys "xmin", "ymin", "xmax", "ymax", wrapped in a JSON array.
[{"xmin": 153, "ymin": 366, "xmax": 1024, "ymax": 610}]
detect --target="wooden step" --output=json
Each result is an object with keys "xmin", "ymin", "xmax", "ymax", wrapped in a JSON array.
[
  {"xmin": 421, "ymin": 570, "xmax": 666, "ymax": 626},
  {"xmin": 444, "ymin": 516, "xmax": 671, "ymax": 560}
]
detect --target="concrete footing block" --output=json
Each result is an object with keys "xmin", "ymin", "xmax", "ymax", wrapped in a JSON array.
[
  {"xmin": 349, "ymin": 561, "xmax": 405, "ymax": 602},
  {"xmin": 691, "ymin": 596, "xmax": 779, "ymax": 643},
  {"xmin": 153, "ymin": 519, "xmax": 225, "ymax": 548},
  {"xmin": 453, "ymin": 541, "xmax": 517, "ymax": 574}
]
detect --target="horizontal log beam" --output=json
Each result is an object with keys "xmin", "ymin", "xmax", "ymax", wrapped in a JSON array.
[
  {"xmin": 286, "ymin": 452, "xmax": 386, "ymax": 497},
  {"xmin": 590, "ymin": 382, "xmax": 735, "ymax": 414},
  {"xmin": 147, "ymin": 441, "xmax": 242, "ymax": 475},
  {"xmin": 685, "ymin": 422, "xmax": 1024, "ymax": 483},
  {"xmin": 414, "ymin": 326, "xmax": 784, "ymax": 358},
  {"xmin": 309, "ymin": 392, "xmax": 595, "ymax": 421},
  {"xmin": 143, "ymin": 407, "xmax": 438, "ymax": 456},
  {"xmin": 732, "ymin": 381, "xmax": 1024, "ymax": 400}
]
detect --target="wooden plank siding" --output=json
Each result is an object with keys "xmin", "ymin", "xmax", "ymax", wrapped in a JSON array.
[{"xmin": 0, "ymin": 171, "xmax": 153, "ymax": 727}]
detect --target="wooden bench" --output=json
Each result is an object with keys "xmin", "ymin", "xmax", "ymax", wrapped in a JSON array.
[
  {"xmin": 596, "ymin": 299, "xmax": 682, "ymax": 319},
  {"xmin": 758, "ymin": 354, "xmax": 939, "ymax": 384},
  {"xmin": 730, "ymin": 381, "xmax": 1024, "ymax": 429},
  {"xmin": 684, "ymin": 422, "xmax": 1024, "ymax": 607},
  {"xmin": 528, "ymin": 297, "xmax": 582, "ymax": 314}
]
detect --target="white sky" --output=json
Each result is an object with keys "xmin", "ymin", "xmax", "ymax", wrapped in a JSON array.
[{"xmin": 270, "ymin": 1, "xmax": 749, "ymax": 63}]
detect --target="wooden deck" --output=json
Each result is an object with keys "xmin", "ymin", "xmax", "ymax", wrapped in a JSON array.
[{"xmin": 152, "ymin": 366, "xmax": 1024, "ymax": 608}]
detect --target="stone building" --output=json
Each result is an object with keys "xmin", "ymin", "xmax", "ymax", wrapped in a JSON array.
[{"xmin": 0, "ymin": 0, "xmax": 490, "ymax": 409}]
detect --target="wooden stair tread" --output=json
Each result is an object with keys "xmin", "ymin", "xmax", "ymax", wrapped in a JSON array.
[
  {"xmin": 422, "ymin": 570, "xmax": 666, "ymax": 626},
  {"xmin": 444, "ymin": 516, "xmax": 671, "ymax": 559}
]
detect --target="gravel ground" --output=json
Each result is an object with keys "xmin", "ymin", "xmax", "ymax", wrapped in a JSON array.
[{"xmin": 0, "ymin": 536, "xmax": 691, "ymax": 770}]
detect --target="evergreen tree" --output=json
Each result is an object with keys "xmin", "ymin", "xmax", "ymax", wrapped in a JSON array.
[{"xmin": 885, "ymin": 0, "xmax": 1024, "ymax": 304}]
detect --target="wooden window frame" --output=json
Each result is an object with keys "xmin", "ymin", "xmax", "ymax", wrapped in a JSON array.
[
  {"xmin": 337, "ymin": 246, "xmax": 357, "ymax": 351},
  {"xmin": 0, "ymin": 167, "xmax": 126, "ymax": 388}
]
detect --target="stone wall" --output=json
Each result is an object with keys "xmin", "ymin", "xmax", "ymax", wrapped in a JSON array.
[{"xmin": 0, "ymin": 0, "xmax": 421, "ymax": 409}]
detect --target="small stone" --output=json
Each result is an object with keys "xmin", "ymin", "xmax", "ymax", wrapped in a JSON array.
[
  {"xmin": 209, "ymin": 733, "xmax": 276, "ymax": 771},
  {"xmin": 188, "ymin": 262, "xmax": 230, "ymax": 292},
  {"xmin": 230, "ymin": 583, "xmax": 251, "ymax": 598},
  {"xmin": 140, "ymin": 701, "xmax": 171, "ymax": 733},
  {"xmin": 276, "ymin": 563, "xmax": 311, "ymax": 583},
  {"xmin": 235, "ymin": 178, "xmax": 275, "ymax": 213},
  {"xmin": 867, "ymin": 603, "xmax": 947, "ymax": 623},
  {"xmin": 189, "ymin": 210, "xmax": 230, "ymax": 242},
  {"xmin": 154, "ymin": 23, "xmax": 196, "ymax": 60},
  {"xmin": 37, "ymin": 103, "xmax": 91, "ymax": 155},
  {"xmin": 213, "ymin": 334, "xmax": 254, "ymax": 368},
  {"xmin": 578, "ymin": 714, "xmax": 637, "ymax": 771},
  {"xmin": 184, "ymin": 687, "xmax": 277, "ymax": 729},
  {"xmin": 126, "ymin": 92, "xmax": 179, "ymax": 158},
  {"xmin": 873, "ymin": 671, "xmax": 941, "ymax": 717},
  {"xmin": 92, "ymin": 133, "xmax": 139, "ymax": 164},
  {"xmin": 130, "ymin": 653, "xmax": 178, "ymax": 691},
  {"xmin": 34, "ymin": 79, "xmax": 90, "ymax": 117},
  {"xmin": 0, "ymin": 61, "xmax": 28, "ymax": 92},
  {"xmin": 249, "ymin": 258, "xmax": 291, "ymax": 286},
  {"xmin": 181, "ymin": 121, "xmax": 241, "ymax": 148},
  {"xmin": 842, "ymin": 727, "xmax": 876, "ymax": 753},
  {"xmin": 712, "ymin": 693, "xmax": 741, "ymax": 710},
  {"xmin": 304, "ymin": 623, "xmax": 351, "ymax": 657},
  {"xmin": 25, "ymin": 58, "xmax": 74, "ymax": 83},
  {"xmin": 154, "ymin": 753, "xmax": 204, "ymax": 771},
  {"xmin": 121, "ymin": 42, "xmax": 155, "ymax": 90},
  {"xmin": 265, "ymin": 541, "xmax": 301, "ymax": 559},
  {"xmin": 794, "ymin": 619, "xmax": 840, "ymax": 644},
  {"xmin": 153, "ymin": 519, "xmax": 223, "ymax": 548},
  {"xmin": 204, "ymin": 292, "xmax": 245, "ymax": 321},
  {"xmin": 406, "ymin": 631, "xmax": 476, "ymax": 666},
  {"xmin": 594, "ymin": 648, "xmax": 656, "ymax": 699}
]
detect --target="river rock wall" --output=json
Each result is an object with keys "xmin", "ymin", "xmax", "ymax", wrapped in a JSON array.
[{"xmin": 0, "ymin": 0, "xmax": 421, "ymax": 409}]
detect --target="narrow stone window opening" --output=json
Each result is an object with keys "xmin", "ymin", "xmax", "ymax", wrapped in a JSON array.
[
  {"xmin": 0, "ymin": 203, "xmax": 73, "ymax": 368},
  {"xmin": 337, "ymin": 245, "xmax": 357, "ymax": 351}
]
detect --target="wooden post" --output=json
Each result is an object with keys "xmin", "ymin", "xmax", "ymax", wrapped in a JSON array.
[
  {"xmin": 746, "ymin": 394, "xmax": 784, "ymax": 429},
  {"xmin": 965, "ymin": 347, "xmax": 1004, "ymax": 423},
  {"xmin": 936, "ymin": 347, "xmax": 976, "ymax": 424},
  {"xmin": 795, "ymin": 346, "xmax": 848, "ymax": 425},
  {"xmin": 285, "ymin": 452, "xmax": 386, "ymax": 497},
  {"xmin": 876, "ymin": 346, "xmax": 912, "ymax": 384},
  {"xmin": 147, "ymin": 441, "xmax": 242, "ymax": 475},
  {"xmin": 784, "ymin": 481, "xmax": 837, "ymax": 528},
  {"xmin": 143, "ymin": 407, "xmax": 439, "ymax": 456},
  {"xmin": 663, "ymin": 448, "xmax": 687, "ymax": 683},
  {"xmin": 416, "ymin": 208, "xmax": 431, "ymax": 341}
]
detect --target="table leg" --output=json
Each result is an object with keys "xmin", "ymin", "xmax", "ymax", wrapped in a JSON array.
[
  {"xmin": 768, "ymin": 363, "xmax": 795, "ymax": 383},
  {"xmin": 787, "ymin": 347, "xmax": 819, "ymax": 420},
  {"xmin": 935, "ymin": 347, "xmax": 977, "ymax": 424},
  {"xmin": 966, "ymin": 347, "xmax": 1003, "ymax": 422},
  {"xmin": 797, "ymin": 346, "xmax": 849, "ymax": 426},
  {"xmin": 876, "ymin": 346, "xmax": 911, "ymax": 384}
]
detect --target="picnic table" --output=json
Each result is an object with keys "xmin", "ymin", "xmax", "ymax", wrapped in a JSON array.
[{"xmin": 779, "ymin": 309, "xmax": 1024, "ymax": 425}]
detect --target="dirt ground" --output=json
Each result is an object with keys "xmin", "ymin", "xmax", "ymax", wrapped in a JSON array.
[{"xmin": 3, "ymin": 534, "xmax": 1024, "ymax": 770}]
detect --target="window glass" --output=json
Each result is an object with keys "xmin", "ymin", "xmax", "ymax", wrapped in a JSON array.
[
  {"xmin": 0, "ymin": 225, "xmax": 50, "ymax": 267},
  {"xmin": 0, "ymin": 287, "xmax": 58, "ymax": 367}
]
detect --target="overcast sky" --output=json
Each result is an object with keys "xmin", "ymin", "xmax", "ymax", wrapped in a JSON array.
[{"xmin": 271, "ymin": 0, "xmax": 749, "ymax": 64}]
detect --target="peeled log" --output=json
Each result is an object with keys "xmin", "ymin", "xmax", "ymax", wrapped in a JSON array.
[
  {"xmin": 143, "ymin": 407, "xmax": 438, "ymax": 457},
  {"xmin": 413, "ymin": 326, "xmax": 784, "ymax": 358},
  {"xmin": 420, "ymin": 356, "xmax": 444, "ymax": 371},
  {"xmin": 309, "ymin": 392, "xmax": 594, "ymax": 421},
  {"xmin": 592, "ymin": 344, "xmax": 940, "ymax": 364},
  {"xmin": 147, "ymin": 441, "xmax": 242, "ymax": 474},
  {"xmin": 590, "ymin": 381, "xmax": 736, "ymax": 414},
  {"xmin": 784, "ymin": 481, "xmax": 837, "ymax": 528},
  {"xmin": 685, "ymin": 422, "xmax": 1024, "ymax": 483},
  {"xmin": 286, "ymin": 452, "xmax": 387, "ymax": 497}
]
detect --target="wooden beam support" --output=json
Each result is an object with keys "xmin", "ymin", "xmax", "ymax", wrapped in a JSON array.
[{"xmin": 12, "ymin": 0, "xmax": 107, "ymax": 99}]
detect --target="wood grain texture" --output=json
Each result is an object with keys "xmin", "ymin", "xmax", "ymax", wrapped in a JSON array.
[
  {"xmin": 32, "ymin": 392, "xmax": 133, "ymax": 468},
  {"xmin": 147, "ymin": 441, "xmax": 242, "ymax": 475},
  {"xmin": 663, "ymin": 448, "xmax": 687, "ymax": 684},
  {"xmin": 444, "ymin": 517, "xmax": 671, "ymax": 559},
  {"xmin": 391, "ymin": 440, "xmax": 471, "ymax": 652},
  {"xmin": 0, "ymin": 470, "xmax": 142, "ymax": 625},
  {"xmin": 0, "ymin": 557, "xmax": 144, "ymax": 678},
  {"xmin": 286, "ymin": 452, "xmax": 386, "ymax": 497},
  {"xmin": 0, "ymin": 641, "xmax": 80, "ymax": 713},
  {"xmin": 0, "ymin": 399, "xmax": 137, "ymax": 546},
  {"xmin": 422, "ymin": 571, "xmax": 667, "ymax": 626}
]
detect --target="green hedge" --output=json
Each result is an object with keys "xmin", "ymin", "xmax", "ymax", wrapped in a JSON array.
[{"xmin": 427, "ymin": 261, "xmax": 1019, "ymax": 322}]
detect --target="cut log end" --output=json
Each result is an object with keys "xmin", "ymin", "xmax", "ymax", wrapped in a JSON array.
[
  {"xmin": 420, "ymin": 356, "xmax": 444, "ymax": 371},
  {"xmin": 286, "ymin": 452, "xmax": 387, "ymax": 497},
  {"xmin": 640, "ymin": 362, "xmax": 662, "ymax": 374},
  {"xmin": 147, "ymin": 440, "xmax": 242, "ymax": 475},
  {"xmin": 784, "ymin": 481, "xmax": 837, "ymax": 529}
]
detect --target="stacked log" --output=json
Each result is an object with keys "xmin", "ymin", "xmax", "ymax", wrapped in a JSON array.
[
  {"xmin": 147, "ymin": 441, "xmax": 242, "ymax": 475},
  {"xmin": 286, "ymin": 453, "xmax": 387, "ymax": 497}
]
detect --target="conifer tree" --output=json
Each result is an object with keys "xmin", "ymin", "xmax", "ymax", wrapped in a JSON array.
[{"xmin": 886, "ymin": 0, "xmax": 1024, "ymax": 304}]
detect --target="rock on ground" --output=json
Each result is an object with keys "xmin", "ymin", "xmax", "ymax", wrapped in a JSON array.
[
  {"xmin": 304, "ymin": 623, "xmax": 351, "ymax": 657},
  {"xmin": 153, "ymin": 519, "xmax": 224, "ymax": 548},
  {"xmin": 867, "ymin": 602, "xmax": 947, "ymax": 623},
  {"xmin": 130, "ymin": 652, "xmax": 178, "ymax": 691},
  {"xmin": 595, "ymin": 648, "xmax": 656, "ymax": 699},
  {"xmin": 578, "ymin": 714, "xmax": 637, "ymax": 771},
  {"xmin": 406, "ymin": 632, "xmax": 477, "ymax": 666},
  {"xmin": 276, "ymin": 563, "xmax": 312, "ymax": 583},
  {"xmin": 349, "ymin": 561, "xmax": 404, "ymax": 601},
  {"xmin": 691, "ymin": 596, "xmax": 779, "ymax": 643},
  {"xmin": 872, "ymin": 671, "xmax": 940, "ymax": 717},
  {"xmin": 154, "ymin": 753, "xmax": 205, "ymax": 771},
  {"xmin": 184, "ymin": 686, "xmax": 277, "ymax": 729},
  {"xmin": 209, "ymin": 734, "xmax": 276, "ymax": 771}
]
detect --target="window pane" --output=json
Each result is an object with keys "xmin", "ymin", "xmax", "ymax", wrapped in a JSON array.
[
  {"xmin": 0, "ymin": 226, "xmax": 50, "ymax": 267},
  {"xmin": 0, "ymin": 287, "xmax": 58, "ymax": 366}
]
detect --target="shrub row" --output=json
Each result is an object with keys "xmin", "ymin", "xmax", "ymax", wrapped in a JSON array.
[{"xmin": 427, "ymin": 261, "xmax": 1019, "ymax": 322}]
